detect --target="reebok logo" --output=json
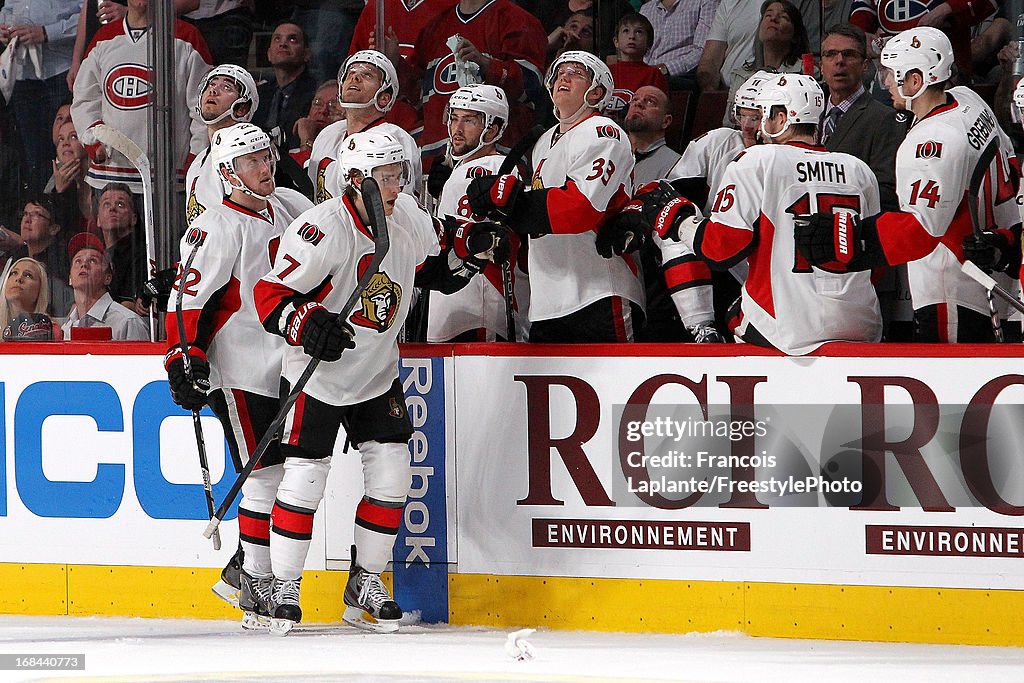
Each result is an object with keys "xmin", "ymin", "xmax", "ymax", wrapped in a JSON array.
[{"xmin": 656, "ymin": 197, "xmax": 682, "ymax": 238}]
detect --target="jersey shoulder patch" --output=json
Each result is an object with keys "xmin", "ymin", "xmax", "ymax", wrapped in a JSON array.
[
  {"xmin": 297, "ymin": 222, "xmax": 326, "ymax": 245},
  {"xmin": 595, "ymin": 123, "xmax": 621, "ymax": 141}
]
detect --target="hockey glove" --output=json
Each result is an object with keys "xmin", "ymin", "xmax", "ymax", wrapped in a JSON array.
[
  {"xmin": 596, "ymin": 199, "xmax": 648, "ymax": 258},
  {"xmin": 793, "ymin": 210, "xmax": 873, "ymax": 272},
  {"xmin": 138, "ymin": 266, "xmax": 176, "ymax": 310},
  {"xmin": 426, "ymin": 159, "xmax": 454, "ymax": 200},
  {"xmin": 962, "ymin": 229, "xmax": 1021, "ymax": 276},
  {"xmin": 285, "ymin": 301, "xmax": 355, "ymax": 362},
  {"xmin": 457, "ymin": 220, "xmax": 511, "ymax": 268},
  {"xmin": 164, "ymin": 345, "xmax": 211, "ymax": 411},
  {"xmin": 466, "ymin": 174, "xmax": 524, "ymax": 222},
  {"xmin": 685, "ymin": 321, "xmax": 724, "ymax": 344},
  {"xmin": 636, "ymin": 181, "xmax": 697, "ymax": 241}
]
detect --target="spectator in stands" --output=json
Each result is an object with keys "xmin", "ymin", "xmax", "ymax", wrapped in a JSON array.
[
  {"xmin": 548, "ymin": 12, "xmax": 595, "ymax": 65},
  {"xmin": 185, "ymin": 0, "xmax": 254, "ymax": 67},
  {"xmin": 726, "ymin": 1, "xmax": 810, "ymax": 116},
  {"xmin": 696, "ymin": 0, "xmax": 761, "ymax": 91},
  {"xmin": 819, "ymin": 24, "xmax": 904, "ymax": 212},
  {"xmin": 409, "ymin": 0, "xmax": 547, "ymax": 170},
  {"xmin": 94, "ymin": 183, "xmax": 146, "ymax": 310},
  {"xmin": 0, "ymin": 258, "xmax": 62, "ymax": 340},
  {"xmin": 290, "ymin": 1, "xmax": 364, "ymax": 86},
  {"xmin": 994, "ymin": 35, "xmax": 1023, "ymax": 155},
  {"xmin": 8, "ymin": 196, "xmax": 73, "ymax": 316},
  {"xmin": 518, "ymin": 0, "xmax": 633, "ymax": 57},
  {"xmin": 639, "ymin": 0, "xmax": 721, "ymax": 91},
  {"xmin": 49, "ymin": 119, "xmax": 94, "ymax": 235},
  {"xmin": 251, "ymin": 21, "xmax": 318, "ymax": 154},
  {"xmin": 61, "ymin": 232, "xmax": 148, "ymax": 340},
  {"xmin": 605, "ymin": 13, "xmax": 669, "ymax": 124},
  {"xmin": 71, "ymin": 0, "xmax": 211, "ymax": 199},
  {"xmin": 625, "ymin": 86, "xmax": 680, "ymax": 185},
  {"xmin": 292, "ymin": 80, "xmax": 342, "ymax": 167},
  {"xmin": 0, "ymin": 1, "xmax": 79, "ymax": 199}
]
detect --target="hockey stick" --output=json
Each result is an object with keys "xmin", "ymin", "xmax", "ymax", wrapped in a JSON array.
[
  {"xmin": 961, "ymin": 260, "xmax": 1024, "ymax": 316},
  {"xmin": 90, "ymin": 123, "xmax": 158, "ymax": 341},
  {"xmin": 174, "ymin": 239, "xmax": 221, "ymax": 551},
  {"xmin": 203, "ymin": 177, "xmax": 391, "ymax": 540},
  {"xmin": 966, "ymin": 139, "xmax": 1003, "ymax": 340},
  {"xmin": 495, "ymin": 123, "xmax": 545, "ymax": 341},
  {"xmin": 375, "ymin": 0, "xmax": 385, "ymax": 46}
]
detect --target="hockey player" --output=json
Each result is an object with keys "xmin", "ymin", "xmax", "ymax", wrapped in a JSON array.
[
  {"xmin": 643, "ymin": 74, "xmax": 883, "ymax": 355},
  {"xmin": 185, "ymin": 64, "xmax": 260, "ymax": 227},
  {"xmin": 467, "ymin": 51, "xmax": 643, "ymax": 343},
  {"xmin": 428, "ymin": 84, "xmax": 519, "ymax": 342},
  {"xmin": 252, "ymin": 131, "xmax": 508, "ymax": 634},
  {"xmin": 164, "ymin": 123, "xmax": 313, "ymax": 630},
  {"xmin": 794, "ymin": 27, "xmax": 1020, "ymax": 343},
  {"xmin": 307, "ymin": 50, "xmax": 421, "ymax": 204}
]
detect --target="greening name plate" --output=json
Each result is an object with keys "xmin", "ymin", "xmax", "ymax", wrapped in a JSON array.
[{"xmin": 0, "ymin": 654, "xmax": 85, "ymax": 670}]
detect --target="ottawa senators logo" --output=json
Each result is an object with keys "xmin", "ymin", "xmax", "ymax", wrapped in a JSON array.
[
  {"xmin": 185, "ymin": 179, "xmax": 206, "ymax": 225},
  {"xmin": 388, "ymin": 397, "xmax": 404, "ymax": 418},
  {"xmin": 351, "ymin": 271, "xmax": 402, "ymax": 332},
  {"xmin": 316, "ymin": 158, "xmax": 333, "ymax": 204},
  {"xmin": 911, "ymin": 35, "xmax": 921, "ymax": 48},
  {"xmin": 531, "ymin": 159, "xmax": 546, "ymax": 190},
  {"xmin": 298, "ymin": 222, "xmax": 325, "ymax": 245},
  {"xmin": 184, "ymin": 226, "xmax": 208, "ymax": 247},
  {"xmin": 595, "ymin": 124, "xmax": 620, "ymax": 140},
  {"xmin": 915, "ymin": 141, "xmax": 942, "ymax": 159},
  {"xmin": 467, "ymin": 166, "xmax": 489, "ymax": 178}
]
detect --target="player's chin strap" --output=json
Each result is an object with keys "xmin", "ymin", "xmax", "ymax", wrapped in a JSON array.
[
  {"xmin": 449, "ymin": 130, "xmax": 498, "ymax": 164},
  {"xmin": 759, "ymin": 111, "xmax": 791, "ymax": 141},
  {"xmin": 341, "ymin": 88, "xmax": 391, "ymax": 114},
  {"xmin": 203, "ymin": 99, "xmax": 251, "ymax": 126},
  {"xmin": 553, "ymin": 85, "xmax": 603, "ymax": 126}
]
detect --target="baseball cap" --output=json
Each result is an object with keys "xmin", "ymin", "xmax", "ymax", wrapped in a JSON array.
[{"xmin": 68, "ymin": 232, "xmax": 105, "ymax": 261}]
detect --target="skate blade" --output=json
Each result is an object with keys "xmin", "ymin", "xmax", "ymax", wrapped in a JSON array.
[
  {"xmin": 342, "ymin": 606, "xmax": 400, "ymax": 634},
  {"xmin": 269, "ymin": 617, "xmax": 297, "ymax": 636},
  {"xmin": 212, "ymin": 580, "xmax": 241, "ymax": 609},
  {"xmin": 241, "ymin": 611, "xmax": 270, "ymax": 631}
]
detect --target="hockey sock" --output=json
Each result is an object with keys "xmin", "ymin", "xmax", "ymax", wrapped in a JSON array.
[
  {"xmin": 353, "ymin": 497, "xmax": 403, "ymax": 573},
  {"xmin": 271, "ymin": 457, "xmax": 330, "ymax": 580},
  {"xmin": 239, "ymin": 466, "xmax": 282, "ymax": 576}
]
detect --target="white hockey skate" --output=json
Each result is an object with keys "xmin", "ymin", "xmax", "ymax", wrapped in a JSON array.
[
  {"xmin": 211, "ymin": 546, "xmax": 243, "ymax": 608},
  {"xmin": 269, "ymin": 577, "xmax": 302, "ymax": 636},
  {"xmin": 238, "ymin": 570, "xmax": 273, "ymax": 631},
  {"xmin": 343, "ymin": 548, "xmax": 402, "ymax": 634}
]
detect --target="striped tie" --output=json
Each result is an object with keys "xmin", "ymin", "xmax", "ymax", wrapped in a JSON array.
[{"xmin": 820, "ymin": 106, "xmax": 843, "ymax": 145}]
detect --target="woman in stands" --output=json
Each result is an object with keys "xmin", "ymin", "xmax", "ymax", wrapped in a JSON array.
[{"xmin": 0, "ymin": 258, "xmax": 62, "ymax": 340}]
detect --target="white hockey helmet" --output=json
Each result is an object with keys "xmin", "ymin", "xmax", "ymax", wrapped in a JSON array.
[
  {"xmin": 444, "ymin": 84, "xmax": 510, "ymax": 162},
  {"xmin": 1014, "ymin": 79, "xmax": 1024, "ymax": 124},
  {"xmin": 754, "ymin": 73, "xmax": 823, "ymax": 140},
  {"xmin": 880, "ymin": 27, "xmax": 953, "ymax": 104},
  {"xmin": 337, "ymin": 50, "xmax": 399, "ymax": 113},
  {"xmin": 196, "ymin": 64, "xmax": 259, "ymax": 125},
  {"xmin": 545, "ymin": 50, "xmax": 615, "ymax": 121},
  {"xmin": 734, "ymin": 70, "xmax": 773, "ymax": 118},
  {"xmin": 211, "ymin": 122, "xmax": 277, "ymax": 198},
  {"xmin": 338, "ymin": 130, "xmax": 409, "ymax": 193}
]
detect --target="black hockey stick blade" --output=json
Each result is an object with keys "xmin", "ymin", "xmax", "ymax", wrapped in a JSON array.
[
  {"xmin": 174, "ymin": 241, "xmax": 221, "ymax": 551},
  {"xmin": 499, "ymin": 124, "xmax": 545, "ymax": 176},
  {"xmin": 204, "ymin": 178, "xmax": 392, "ymax": 540}
]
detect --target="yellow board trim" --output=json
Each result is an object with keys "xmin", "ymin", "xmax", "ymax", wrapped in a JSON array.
[{"xmin": 6, "ymin": 563, "xmax": 1024, "ymax": 646}]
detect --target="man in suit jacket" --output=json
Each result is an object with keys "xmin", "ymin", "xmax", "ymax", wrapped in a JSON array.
[
  {"xmin": 251, "ymin": 21, "xmax": 318, "ymax": 153},
  {"xmin": 819, "ymin": 23, "xmax": 906, "ymax": 212}
]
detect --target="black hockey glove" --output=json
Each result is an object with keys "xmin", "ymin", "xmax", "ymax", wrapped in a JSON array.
[
  {"xmin": 164, "ymin": 345, "xmax": 211, "ymax": 411},
  {"xmin": 426, "ymin": 159, "xmax": 454, "ymax": 199},
  {"xmin": 458, "ymin": 220, "xmax": 511, "ymax": 268},
  {"xmin": 596, "ymin": 199, "xmax": 648, "ymax": 258},
  {"xmin": 962, "ymin": 228, "xmax": 1021, "ymax": 277},
  {"xmin": 636, "ymin": 180, "xmax": 697, "ymax": 241},
  {"xmin": 685, "ymin": 320, "xmax": 724, "ymax": 344},
  {"xmin": 466, "ymin": 174, "xmax": 524, "ymax": 222},
  {"xmin": 793, "ymin": 211, "xmax": 877, "ymax": 272},
  {"xmin": 284, "ymin": 301, "xmax": 355, "ymax": 362},
  {"xmin": 138, "ymin": 266, "xmax": 177, "ymax": 310}
]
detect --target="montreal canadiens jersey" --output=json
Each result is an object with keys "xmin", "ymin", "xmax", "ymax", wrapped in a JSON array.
[
  {"xmin": 350, "ymin": 0, "xmax": 459, "ymax": 63},
  {"xmin": 255, "ymin": 193, "xmax": 440, "ymax": 406},
  {"xmin": 526, "ymin": 114, "xmax": 644, "ymax": 322},
  {"xmin": 669, "ymin": 127, "xmax": 745, "ymax": 215},
  {"xmin": 428, "ymin": 154, "xmax": 517, "ymax": 341},
  {"xmin": 167, "ymin": 190, "xmax": 311, "ymax": 396},
  {"xmin": 71, "ymin": 19, "xmax": 211, "ymax": 193},
  {"xmin": 307, "ymin": 119, "xmax": 422, "ymax": 204},
  {"xmin": 878, "ymin": 87, "xmax": 1019, "ymax": 317},
  {"xmin": 702, "ymin": 142, "xmax": 882, "ymax": 355}
]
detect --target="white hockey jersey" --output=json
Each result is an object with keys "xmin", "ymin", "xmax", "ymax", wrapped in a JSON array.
[
  {"xmin": 71, "ymin": 19, "xmax": 211, "ymax": 193},
  {"xmin": 167, "ymin": 189, "xmax": 312, "ymax": 397},
  {"xmin": 526, "ymin": 114, "xmax": 643, "ymax": 322},
  {"xmin": 308, "ymin": 118, "xmax": 422, "ymax": 204},
  {"xmin": 428, "ymin": 154, "xmax": 517, "ymax": 342},
  {"xmin": 873, "ymin": 87, "xmax": 1019, "ymax": 318},
  {"xmin": 669, "ymin": 127, "xmax": 745, "ymax": 215},
  {"xmin": 701, "ymin": 141, "xmax": 882, "ymax": 355},
  {"xmin": 254, "ymin": 193, "xmax": 440, "ymax": 406}
]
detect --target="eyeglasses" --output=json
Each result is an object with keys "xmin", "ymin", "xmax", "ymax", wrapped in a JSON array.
[
  {"xmin": 822, "ymin": 49, "xmax": 865, "ymax": 61},
  {"xmin": 554, "ymin": 65, "xmax": 591, "ymax": 82},
  {"xmin": 312, "ymin": 97, "xmax": 342, "ymax": 112}
]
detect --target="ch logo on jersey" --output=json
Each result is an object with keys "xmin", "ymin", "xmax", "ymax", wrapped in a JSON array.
[
  {"xmin": 298, "ymin": 222, "xmax": 326, "ymax": 245},
  {"xmin": 316, "ymin": 158, "xmax": 333, "ymax": 204},
  {"xmin": 185, "ymin": 226, "xmax": 208, "ymax": 247},
  {"xmin": 431, "ymin": 53, "xmax": 462, "ymax": 96},
  {"xmin": 915, "ymin": 140, "xmax": 942, "ymax": 159},
  {"xmin": 351, "ymin": 270, "xmax": 402, "ymax": 332},
  {"xmin": 607, "ymin": 89, "xmax": 631, "ymax": 116},
  {"xmin": 879, "ymin": 1, "xmax": 932, "ymax": 33},
  {"xmin": 401, "ymin": 0, "xmax": 426, "ymax": 10},
  {"xmin": 105, "ymin": 64, "xmax": 153, "ymax": 110},
  {"xmin": 595, "ymin": 124, "xmax": 620, "ymax": 140}
]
